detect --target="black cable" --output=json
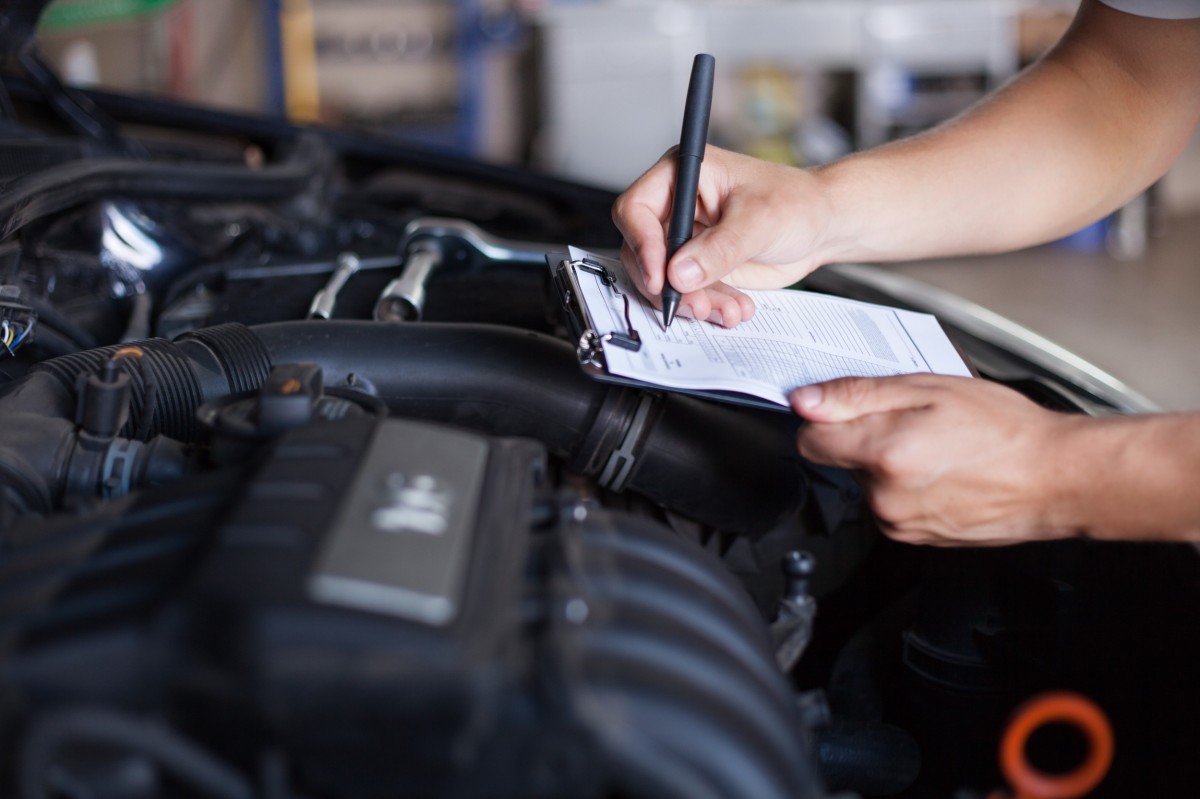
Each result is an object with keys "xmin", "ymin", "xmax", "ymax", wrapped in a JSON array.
[
  {"xmin": 25, "ymin": 295, "xmax": 98, "ymax": 350},
  {"xmin": 17, "ymin": 43, "xmax": 129, "ymax": 151},
  {"xmin": 0, "ymin": 137, "xmax": 326, "ymax": 242},
  {"xmin": 25, "ymin": 325, "xmax": 75, "ymax": 359},
  {"xmin": 18, "ymin": 707, "xmax": 254, "ymax": 799}
]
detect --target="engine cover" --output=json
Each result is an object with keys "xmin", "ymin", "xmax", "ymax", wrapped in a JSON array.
[
  {"xmin": 6, "ymin": 416, "xmax": 820, "ymax": 799},
  {"xmin": 178, "ymin": 416, "xmax": 547, "ymax": 797}
]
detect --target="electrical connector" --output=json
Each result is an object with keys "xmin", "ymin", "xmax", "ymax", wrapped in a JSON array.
[{"xmin": 0, "ymin": 285, "xmax": 36, "ymax": 357}]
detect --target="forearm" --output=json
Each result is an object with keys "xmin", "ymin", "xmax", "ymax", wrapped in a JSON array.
[
  {"xmin": 1051, "ymin": 413, "xmax": 1200, "ymax": 542},
  {"xmin": 812, "ymin": 1, "xmax": 1200, "ymax": 265}
]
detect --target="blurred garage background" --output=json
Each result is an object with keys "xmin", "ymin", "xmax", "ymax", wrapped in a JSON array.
[{"xmin": 35, "ymin": 0, "xmax": 1200, "ymax": 410}]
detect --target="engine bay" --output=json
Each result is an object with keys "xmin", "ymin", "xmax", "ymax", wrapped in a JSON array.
[{"xmin": 0, "ymin": 23, "xmax": 1199, "ymax": 799}]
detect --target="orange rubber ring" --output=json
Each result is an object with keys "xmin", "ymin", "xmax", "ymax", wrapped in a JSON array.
[
  {"xmin": 1000, "ymin": 691, "xmax": 1114, "ymax": 799},
  {"xmin": 111, "ymin": 345, "xmax": 146, "ymax": 360}
]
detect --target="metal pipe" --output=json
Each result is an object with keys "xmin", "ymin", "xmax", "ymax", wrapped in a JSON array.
[
  {"xmin": 307, "ymin": 252, "xmax": 361, "ymax": 320},
  {"xmin": 374, "ymin": 240, "xmax": 442, "ymax": 322}
]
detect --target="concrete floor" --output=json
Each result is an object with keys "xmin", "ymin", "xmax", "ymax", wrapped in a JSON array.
[{"xmin": 889, "ymin": 211, "xmax": 1200, "ymax": 412}]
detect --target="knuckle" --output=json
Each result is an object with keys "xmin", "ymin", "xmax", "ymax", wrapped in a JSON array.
[
  {"xmin": 874, "ymin": 446, "xmax": 910, "ymax": 480},
  {"xmin": 865, "ymin": 489, "xmax": 906, "ymax": 533},
  {"xmin": 865, "ymin": 492, "xmax": 894, "ymax": 526},
  {"xmin": 839, "ymin": 377, "xmax": 874, "ymax": 405},
  {"xmin": 737, "ymin": 292, "xmax": 756, "ymax": 318},
  {"xmin": 611, "ymin": 196, "xmax": 628, "ymax": 221},
  {"xmin": 718, "ymin": 296, "xmax": 741, "ymax": 327},
  {"xmin": 795, "ymin": 428, "xmax": 825, "ymax": 460},
  {"xmin": 816, "ymin": 377, "xmax": 867, "ymax": 412}
]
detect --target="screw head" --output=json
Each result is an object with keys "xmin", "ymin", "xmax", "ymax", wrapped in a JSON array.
[{"xmin": 783, "ymin": 550, "xmax": 816, "ymax": 578}]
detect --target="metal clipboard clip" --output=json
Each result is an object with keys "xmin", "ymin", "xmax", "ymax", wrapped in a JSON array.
[{"xmin": 551, "ymin": 255, "xmax": 642, "ymax": 369}]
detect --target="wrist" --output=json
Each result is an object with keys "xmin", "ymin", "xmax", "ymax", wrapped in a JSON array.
[
  {"xmin": 808, "ymin": 160, "xmax": 868, "ymax": 266},
  {"xmin": 1035, "ymin": 414, "xmax": 1102, "ymax": 541},
  {"xmin": 1043, "ymin": 413, "xmax": 1200, "ymax": 542}
]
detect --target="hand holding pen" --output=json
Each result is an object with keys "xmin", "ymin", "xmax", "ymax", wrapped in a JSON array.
[
  {"xmin": 613, "ymin": 60, "xmax": 836, "ymax": 329},
  {"xmin": 612, "ymin": 54, "xmax": 764, "ymax": 330}
]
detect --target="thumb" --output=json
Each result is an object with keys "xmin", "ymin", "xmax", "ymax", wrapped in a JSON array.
[
  {"xmin": 790, "ymin": 376, "xmax": 937, "ymax": 422},
  {"xmin": 667, "ymin": 197, "xmax": 781, "ymax": 293}
]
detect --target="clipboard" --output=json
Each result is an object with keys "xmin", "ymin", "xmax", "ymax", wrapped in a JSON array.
[{"xmin": 547, "ymin": 251, "xmax": 787, "ymax": 411}]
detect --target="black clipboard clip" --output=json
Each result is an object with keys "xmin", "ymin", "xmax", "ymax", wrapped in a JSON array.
[{"xmin": 550, "ymin": 253, "xmax": 642, "ymax": 369}]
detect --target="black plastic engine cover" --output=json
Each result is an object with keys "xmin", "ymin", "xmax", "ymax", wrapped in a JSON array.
[{"xmin": 174, "ymin": 416, "xmax": 547, "ymax": 797}]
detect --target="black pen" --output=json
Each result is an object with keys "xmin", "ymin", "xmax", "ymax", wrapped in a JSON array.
[{"xmin": 662, "ymin": 53, "xmax": 715, "ymax": 328}]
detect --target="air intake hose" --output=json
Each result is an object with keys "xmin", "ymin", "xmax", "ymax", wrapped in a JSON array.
[{"xmin": 17, "ymin": 321, "xmax": 803, "ymax": 536}]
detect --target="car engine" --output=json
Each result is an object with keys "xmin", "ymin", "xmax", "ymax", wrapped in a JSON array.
[{"xmin": 0, "ymin": 9, "xmax": 1199, "ymax": 798}]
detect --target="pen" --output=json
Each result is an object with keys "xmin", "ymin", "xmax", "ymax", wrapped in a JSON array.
[{"xmin": 662, "ymin": 53, "xmax": 716, "ymax": 328}]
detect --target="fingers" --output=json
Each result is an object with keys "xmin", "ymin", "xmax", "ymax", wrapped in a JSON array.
[
  {"xmin": 681, "ymin": 281, "xmax": 757, "ymax": 327},
  {"xmin": 612, "ymin": 150, "xmax": 678, "ymax": 295},
  {"xmin": 789, "ymin": 375, "xmax": 951, "ymax": 423},
  {"xmin": 797, "ymin": 411, "xmax": 900, "ymax": 471},
  {"xmin": 620, "ymin": 242, "xmax": 657, "ymax": 298},
  {"xmin": 616, "ymin": 145, "xmax": 761, "ymax": 296},
  {"xmin": 621, "ymin": 243, "xmax": 757, "ymax": 327}
]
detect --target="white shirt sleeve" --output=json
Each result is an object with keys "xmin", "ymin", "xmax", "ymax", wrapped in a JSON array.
[{"xmin": 1098, "ymin": 0, "xmax": 1200, "ymax": 19}]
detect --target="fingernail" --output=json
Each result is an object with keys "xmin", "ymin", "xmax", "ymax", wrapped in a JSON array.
[
  {"xmin": 674, "ymin": 258, "xmax": 703, "ymax": 290},
  {"xmin": 706, "ymin": 309, "xmax": 724, "ymax": 326},
  {"xmin": 794, "ymin": 385, "xmax": 823, "ymax": 411}
]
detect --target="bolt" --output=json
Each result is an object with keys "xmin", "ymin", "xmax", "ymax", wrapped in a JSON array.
[
  {"xmin": 782, "ymin": 550, "xmax": 816, "ymax": 600},
  {"xmin": 565, "ymin": 598, "xmax": 589, "ymax": 624}
]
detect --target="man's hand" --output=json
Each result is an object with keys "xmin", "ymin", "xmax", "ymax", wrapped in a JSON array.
[
  {"xmin": 611, "ymin": 145, "xmax": 841, "ymax": 326},
  {"xmin": 612, "ymin": 5, "xmax": 1200, "ymax": 328},
  {"xmin": 790, "ymin": 375, "xmax": 1084, "ymax": 546}
]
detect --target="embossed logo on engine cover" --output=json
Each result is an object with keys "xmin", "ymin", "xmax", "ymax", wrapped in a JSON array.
[{"xmin": 371, "ymin": 473, "xmax": 452, "ymax": 536}]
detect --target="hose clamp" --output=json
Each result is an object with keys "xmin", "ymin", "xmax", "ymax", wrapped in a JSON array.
[{"xmin": 598, "ymin": 393, "xmax": 656, "ymax": 492}]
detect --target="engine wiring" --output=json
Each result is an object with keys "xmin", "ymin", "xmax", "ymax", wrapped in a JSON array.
[
  {"xmin": 0, "ymin": 287, "xmax": 36, "ymax": 358},
  {"xmin": 1, "ymin": 317, "xmax": 31, "ymax": 355}
]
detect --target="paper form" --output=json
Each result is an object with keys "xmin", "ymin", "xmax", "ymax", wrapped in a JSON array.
[{"xmin": 568, "ymin": 246, "xmax": 972, "ymax": 407}]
